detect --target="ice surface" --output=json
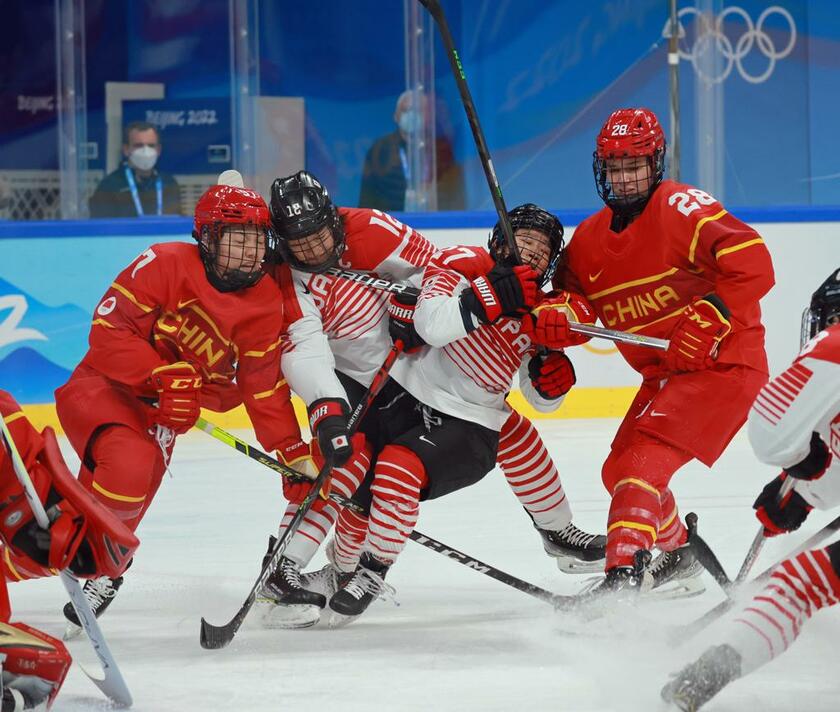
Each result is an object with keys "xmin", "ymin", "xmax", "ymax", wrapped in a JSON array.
[{"xmin": 13, "ymin": 420, "xmax": 840, "ymax": 711}]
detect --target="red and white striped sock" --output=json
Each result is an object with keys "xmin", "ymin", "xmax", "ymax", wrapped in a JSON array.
[
  {"xmin": 282, "ymin": 447, "xmax": 371, "ymax": 567},
  {"xmin": 364, "ymin": 445, "xmax": 427, "ymax": 565},
  {"xmin": 727, "ymin": 546, "xmax": 840, "ymax": 675},
  {"xmin": 332, "ymin": 507, "xmax": 369, "ymax": 573},
  {"xmin": 497, "ymin": 409, "xmax": 572, "ymax": 531}
]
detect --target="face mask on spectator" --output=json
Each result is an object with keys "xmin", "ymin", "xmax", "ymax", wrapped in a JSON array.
[
  {"xmin": 398, "ymin": 110, "xmax": 422, "ymax": 135},
  {"xmin": 129, "ymin": 145, "xmax": 159, "ymax": 171}
]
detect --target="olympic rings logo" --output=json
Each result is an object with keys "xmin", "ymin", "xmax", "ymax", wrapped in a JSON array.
[{"xmin": 663, "ymin": 5, "xmax": 796, "ymax": 85}]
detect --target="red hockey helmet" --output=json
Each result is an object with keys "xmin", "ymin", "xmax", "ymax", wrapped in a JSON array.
[
  {"xmin": 592, "ymin": 108, "xmax": 666, "ymax": 215},
  {"xmin": 193, "ymin": 185, "xmax": 274, "ymax": 292}
]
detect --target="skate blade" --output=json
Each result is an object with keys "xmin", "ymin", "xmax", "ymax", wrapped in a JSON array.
[
  {"xmin": 324, "ymin": 608, "xmax": 359, "ymax": 629},
  {"xmin": 63, "ymin": 621, "xmax": 84, "ymax": 641},
  {"xmin": 256, "ymin": 599, "xmax": 322, "ymax": 630},
  {"xmin": 554, "ymin": 556, "xmax": 605, "ymax": 575},
  {"xmin": 646, "ymin": 575, "xmax": 706, "ymax": 601}
]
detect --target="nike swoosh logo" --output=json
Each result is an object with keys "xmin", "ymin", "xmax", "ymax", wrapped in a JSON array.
[
  {"xmin": 300, "ymin": 280, "xmax": 311, "ymax": 295},
  {"xmin": 418, "ymin": 435, "xmax": 436, "ymax": 446},
  {"xmin": 588, "ymin": 269, "xmax": 604, "ymax": 282},
  {"xmin": 650, "ymin": 410, "xmax": 667, "ymax": 417},
  {"xmin": 177, "ymin": 298, "xmax": 198, "ymax": 309}
]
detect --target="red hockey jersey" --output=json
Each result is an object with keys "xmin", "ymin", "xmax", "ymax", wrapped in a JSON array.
[
  {"xmin": 560, "ymin": 180, "xmax": 775, "ymax": 379},
  {"xmin": 72, "ymin": 242, "xmax": 301, "ymax": 452}
]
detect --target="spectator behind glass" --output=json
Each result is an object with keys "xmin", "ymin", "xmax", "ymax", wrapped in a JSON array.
[
  {"xmin": 89, "ymin": 121, "xmax": 182, "ymax": 218},
  {"xmin": 358, "ymin": 91, "xmax": 465, "ymax": 212}
]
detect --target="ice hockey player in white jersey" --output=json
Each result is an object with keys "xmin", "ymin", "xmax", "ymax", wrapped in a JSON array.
[
  {"xmin": 315, "ymin": 202, "xmax": 601, "ymax": 622},
  {"xmin": 258, "ymin": 173, "xmax": 604, "ymax": 626},
  {"xmin": 661, "ymin": 267, "xmax": 840, "ymax": 711}
]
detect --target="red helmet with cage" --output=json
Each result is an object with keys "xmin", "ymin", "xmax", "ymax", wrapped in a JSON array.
[
  {"xmin": 192, "ymin": 185, "xmax": 274, "ymax": 292},
  {"xmin": 592, "ymin": 108, "xmax": 666, "ymax": 215}
]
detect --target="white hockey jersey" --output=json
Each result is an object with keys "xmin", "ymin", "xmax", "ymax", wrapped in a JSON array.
[
  {"xmin": 277, "ymin": 215, "xmax": 562, "ymax": 431},
  {"xmin": 276, "ymin": 207, "xmax": 433, "ymax": 406},
  {"xmin": 748, "ymin": 323, "xmax": 840, "ymax": 510},
  {"xmin": 392, "ymin": 262, "xmax": 564, "ymax": 431}
]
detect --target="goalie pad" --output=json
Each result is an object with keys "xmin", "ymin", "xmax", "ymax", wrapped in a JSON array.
[
  {"xmin": 0, "ymin": 621, "xmax": 71, "ymax": 710},
  {"xmin": 1, "ymin": 420, "xmax": 139, "ymax": 581}
]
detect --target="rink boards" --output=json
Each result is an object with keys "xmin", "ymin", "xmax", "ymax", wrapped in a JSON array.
[{"xmin": 1, "ymin": 210, "xmax": 837, "ymax": 431}]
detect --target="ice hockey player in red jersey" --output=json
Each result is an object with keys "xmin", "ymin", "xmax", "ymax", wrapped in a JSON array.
[
  {"xmin": 1, "ymin": 389, "xmax": 138, "ymax": 711},
  {"xmin": 258, "ymin": 172, "xmax": 603, "ymax": 627},
  {"xmin": 661, "ymin": 267, "xmax": 840, "ymax": 711},
  {"xmin": 54, "ymin": 181, "xmax": 312, "ymax": 634},
  {"xmin": 548, "ymin": 108, "xmax": 774, "ymax": 598}
]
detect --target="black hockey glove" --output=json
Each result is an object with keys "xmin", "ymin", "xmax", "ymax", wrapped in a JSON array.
[
  {"xmin": 388, "ymin": 291, "xmax": 426, "ymax": 353},
  {"xmin": 754, "ymin": 474, "xmax": 813, "ymax": 537},
  {"xmin": 784, "ymin": 432, "xmax": 831, "ymax": 480},
  {"xmin": 308, "ymin": 398, "xmax": 354, "ymax": 467},
  {"xmin": 459, "ymin": 264, "xmax": 539, "ymax": 325}
]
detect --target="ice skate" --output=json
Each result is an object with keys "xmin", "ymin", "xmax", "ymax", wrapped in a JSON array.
[
  {"xmin": 647, "ymin": 542, "xmax": 706, "ymax": 600},
  {"xmin": 257, "ymin": 536, "xmax": 326, "ymax": 629},
  {"xmin": 327, "ymin": 552, "xmax": 396, "ymax": 626},
  {"xmin": 63, "ymin": 571, "xmax": 126, "ymax": 640},
  {"xmin": 536, "ymin": 522, "xmax": 606, "ymax": 573},
  {"xmin": 661, "ymin": 644, "xmax": 742, "ymax": 711}
]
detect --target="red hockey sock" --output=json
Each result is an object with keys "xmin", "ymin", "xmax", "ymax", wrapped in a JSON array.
[{"xmin": 656, "ymin": 487, "xmax": 688, "ymax": 551}]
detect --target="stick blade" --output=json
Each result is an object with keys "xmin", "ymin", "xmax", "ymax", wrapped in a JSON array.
[
  {"xmin": 200, "ymin": 617, "xmax": 236, "ymax": 650},
  {"xmin": 80, "ymin": 662, "xmax": 134, "ymax": 708}
]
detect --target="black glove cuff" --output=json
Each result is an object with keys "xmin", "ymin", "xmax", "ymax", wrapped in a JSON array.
[
  {"xmin": 785, "ymin": 432, "xmax": 831, "ymax": 480},
  {"xmin": 702, "ymin": 293, "xmax": 731, "ymax": 319}
]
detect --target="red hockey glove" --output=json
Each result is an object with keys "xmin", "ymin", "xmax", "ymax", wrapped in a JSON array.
[
  {"xmin": 784, "ymin": 432, "xmax": 831, "ymax": 480},
  {"xmin": 149, "ymin": 361, "xmax": 202, "ymax": 434},
  {"xmin": 527, "ymin": 351, "xmax": 576, "ymax": 399},
  {"xmin": 754, "ymin": 474, "xmax": 812, "ymax": 537},
  {"xmin": 525, "ymin": 291, "xmax": 596, "ymax": 348},
  {"xmin": 433, "ymin": 246, "xmax": 495, "ymax": 280},
  {"xmin": 460, "ymin": 264, "xmax": 539, "ymax": 325},
  {"xmin": 665, "ymin": 294, "xmax": 732, "ymax": 372},
  {"xmin": 388, "ymin": 291, "xmax": 426, "ymax": 353},
  {"xmin": 278, "ymin": 440, "xmax": 330, "ymax": 507}
]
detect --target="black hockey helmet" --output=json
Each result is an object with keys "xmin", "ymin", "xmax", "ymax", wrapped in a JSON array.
[
  {"xmin": 801, "ymin": 266, "xmax": 840, "ymax": 344},
  {"xmin": 269, "ymin": 170, "xmax": 345, "ymax": 273},
  {"xmin": 488, "ymin": 203, "xmax": 565, "ymax": 287}
]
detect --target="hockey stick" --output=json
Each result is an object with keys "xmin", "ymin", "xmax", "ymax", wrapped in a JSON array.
[
  {"xmin": 324, "ymin": 266, "xmax": 669, "ymax": 351},
  {"xmin": 684, "ymin": 512, "xmax": 734, "ymax": 594},
  {"xmin": 669, "ymin": 511, "xmax": 840, "ymax": 645},
  {"xmin": 734, "ymin": 476, "xmax": 796, "ymax": 585},
  {"xmin": 199, "ymin": 341, "xmax": 404, "ymax": 649},
  {"xmin": 417, "ymin": 0, "xmax": 519, "ymax": 262},
  {"xmin": 0, "ymin": 418, "xmax": 132, "ymax": 707},
  {"xmin": 194, "ymin": 418, "xmax": 563, "ymax": 607}
]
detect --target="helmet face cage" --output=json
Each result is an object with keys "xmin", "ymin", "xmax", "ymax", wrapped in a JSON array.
[
  {"xmin": 269, "ymin": 171, "xmax": 346, "ymax": 273},
  {"xmin": 802, "ymin": 267, "xmax": 840, "ymax": 344},
  {"xmin": 193, "ymin": 185, "xmax": 272, "ymax": 292},
  {"xmin": 593, "ymin": 108, "xmax": 666, "ymax": 216},
  {"xmin": 198, "ymin": 223, "xmax": 270, "ymax": 292},
  {"xmin": 488, "ymin": 203, "xmax": 565, "ymax": 287}
]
